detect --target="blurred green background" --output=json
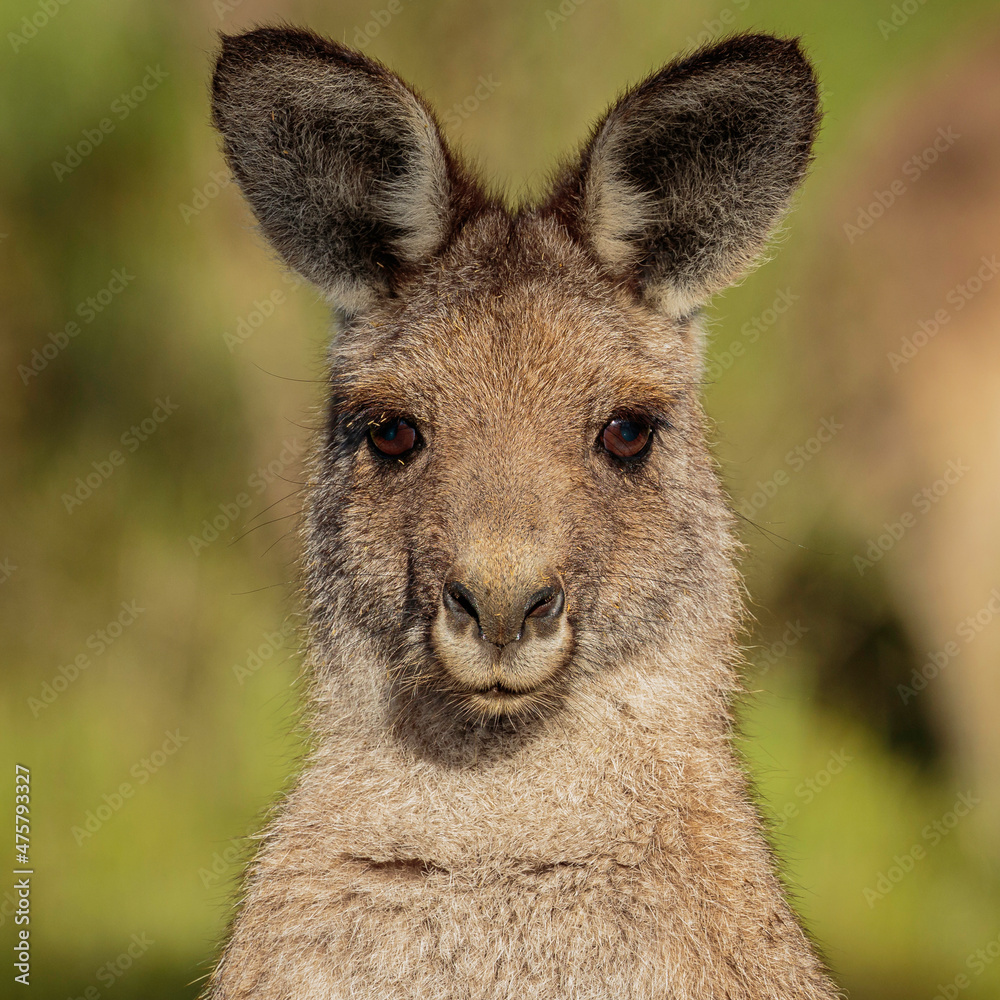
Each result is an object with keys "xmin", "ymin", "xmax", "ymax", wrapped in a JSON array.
[{"xmin": 3, "ymin": 0, "xmax": 1000, "ymax": 996}]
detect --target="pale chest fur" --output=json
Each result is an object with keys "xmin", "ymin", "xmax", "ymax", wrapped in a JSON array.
[{"xmin": 214, "ymin": 694, "xmax": 825, "ymax": 999}]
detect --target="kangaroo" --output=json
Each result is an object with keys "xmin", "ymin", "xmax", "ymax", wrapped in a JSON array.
[{"xmin": 206, "ymin": 26, "xmax": 839, "ymax": 999}]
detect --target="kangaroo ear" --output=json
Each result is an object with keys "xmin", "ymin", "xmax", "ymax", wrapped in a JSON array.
[
  {"xmin": 212, "ymin": 28, "xmax": 475, "ymax": 315},
  {"xmin": 547, "ymin": 34, "xmax": 820, "ymax": 318}
]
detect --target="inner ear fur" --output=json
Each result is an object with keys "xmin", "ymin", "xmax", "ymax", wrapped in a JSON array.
[
  {"xmin": 211, "ymin": 27, "xmax": 482, "ymax": 314},
  {"xmin": 546, "ymin": 34, "xmax": 820, "ymax": 317}
]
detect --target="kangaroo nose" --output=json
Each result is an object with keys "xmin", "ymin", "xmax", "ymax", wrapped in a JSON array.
[{"xmin": 443, "ymin": 576, "xmax": 565, "ymax": 647}]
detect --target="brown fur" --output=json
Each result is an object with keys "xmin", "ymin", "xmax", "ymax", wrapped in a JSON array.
[{"xmin": 206, "ymin": 27, "xmax": 839, "ymax": 999}]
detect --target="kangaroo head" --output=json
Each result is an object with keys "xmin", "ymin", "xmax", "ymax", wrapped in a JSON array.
[{"xmin": 212, "ymin": 29, "xmax": 819, "ymax": 733}]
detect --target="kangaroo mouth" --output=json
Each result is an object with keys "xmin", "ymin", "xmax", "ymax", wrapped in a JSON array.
[
  {"xmin": 475, "ymin": 680, "xmax": 540, "ymax": 705},
  {"xmin": 456, "ymin": 674, "xmax": 559, "ymax": 720},
  {"xmin": 482, "ymin": 682, "xmax": 523, "ymax": 696},
  {"xmin": 429, "ymin": 619, "xmax": 571, "ymax": 718}
]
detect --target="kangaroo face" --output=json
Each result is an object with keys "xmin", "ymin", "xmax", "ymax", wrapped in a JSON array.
[
  {"xmin": 212, "ymin": 28, "xmax": 819, "ymax": 728},
  {"xmin": 311, "ymin": 213, "xmax": 713, "ymax": 721}
]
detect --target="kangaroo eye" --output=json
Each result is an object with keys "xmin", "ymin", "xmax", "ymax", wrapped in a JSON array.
[
  {"xmin": 369, "ymin": 416, "xmax": 418, "ymax": 458},
  {"xmin": 601, "ymin": 417, "xmax": 652, "ymax": 460}
]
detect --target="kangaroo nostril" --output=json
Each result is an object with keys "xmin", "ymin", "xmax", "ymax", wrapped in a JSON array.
[
  {"xmin": 441, "ymin": 573, "xmax": 565, "ymax": 647},
  {"xmin": 525, "ymin": 585, "xmax": 564, "ymax": 621},
  {"xmin": 443, "ymin": 580, "xmax": 480, "ymax": 626}
]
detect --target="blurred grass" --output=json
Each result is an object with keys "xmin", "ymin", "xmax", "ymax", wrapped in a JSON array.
[{"xmin": 2, "ymin": 0, "xmax": 1000, "ymax": 996}]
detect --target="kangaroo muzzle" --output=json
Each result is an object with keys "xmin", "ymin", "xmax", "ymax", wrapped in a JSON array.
[{"xmin": 431, "ymin": 549, "xmax": 571, "ymax": 713}]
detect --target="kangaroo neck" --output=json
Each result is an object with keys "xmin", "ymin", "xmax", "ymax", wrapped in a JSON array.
[{"xmin": 297, "ymin": 652, "xmax": 744, "ymax": 871}]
